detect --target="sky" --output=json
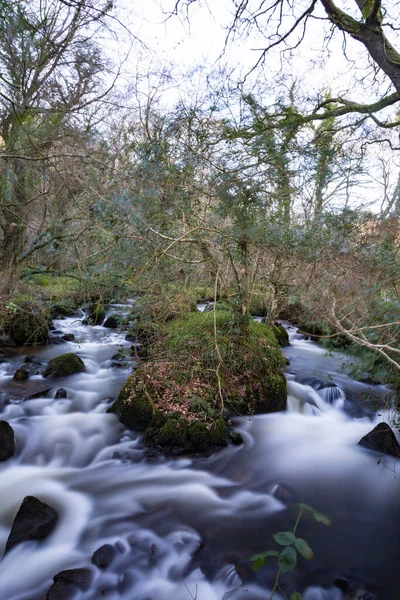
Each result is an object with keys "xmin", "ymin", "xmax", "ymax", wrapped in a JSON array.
[{"xmin": 104, "ymin": 0, "xmax": 400, "ymax": 213}]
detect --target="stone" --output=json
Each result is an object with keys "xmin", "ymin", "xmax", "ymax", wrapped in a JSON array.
[
  {"xmin": 0, "ymin": 380, "xmax": 53, "ymax": 402},
  {"xmin": 55, "ymin": 388, "xmax": 67, "ymax": 399},
  {"xmin": 91, "ymin": 544, "xmax": 116, "ymax": 570},
  {"xmin": 0, "ymin": 420, "xmax": 15, "ymax": 461},
  {"xmin": 229, "ymin": 431, "xmax": 243, "ymax": 445},
  {"xmin": 13, "ymin": 367, "xmax": 29, "ymax": 381},
  {"xmin": 46, "ymin": 568, "xmax": 93, "ymax": 600},
  {"xmin": 88, "ymin": 303, "xmax": 106, "ymax": 325},
  {"xmin": 103, "ymin": 315, "xmax": 120, "ymax": 328},
  {"xmin": 44, "ymin": 353, "xmax": 85, "ymax": 378},
  {"xmin": 358, "ymin": 422, "xmax": 400, "ymax": 458},
  {"xmin": 5, "ymin": 496, "xmax": 58, "ymax": 553},
  {"xmin": 61, "ymin": 334, "xmax": 75, "ymax": 342},
  {"xmin": 5, "ymin": 302, "xmax": 49, "ymax": 345}
]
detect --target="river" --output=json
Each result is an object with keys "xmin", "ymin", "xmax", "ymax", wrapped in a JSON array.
[{"xmin": 0, "ymin": 311, "xmax": 399, "ymax": 600}]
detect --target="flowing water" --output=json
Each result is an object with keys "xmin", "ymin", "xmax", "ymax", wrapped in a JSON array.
[{"xmin": 0, "ymin": 312, "xmax": 399, "ymax": 600}]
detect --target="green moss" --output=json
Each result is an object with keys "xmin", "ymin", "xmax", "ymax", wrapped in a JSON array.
[
  {"xmin": 112, "ymin": 375, "xmax": 154, "ymax": 430},
  {"xmin": 88, "ymin": 303, "xmax": 106, "ymax": 325},
  {"xmin": 49, "ymin": 299, "xmax": 77, "ymax": 319},
  {"xmin": 271, "ymin": 323, "xmax": 290, "ymax": 347},
  {"xmin": 4, "ymin": 301, "xmax": 49, "ymax": 345},
  {"xmin": 44, "ymin": 353, "xmax": 85, "ymax": 378},
  {"xmin": 189, "ymin": 419, "xmax": 227, "ymax": 452}
]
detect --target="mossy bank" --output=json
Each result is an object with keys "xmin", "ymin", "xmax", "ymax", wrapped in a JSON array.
[{"xmin": 111, "ymin": 311, "xmax": 287, "ymax": 455}]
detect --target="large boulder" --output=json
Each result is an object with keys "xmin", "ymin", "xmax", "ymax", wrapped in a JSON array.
[
  {"xmin": 44, "ymin": 353, "xmax": 85, "ymax": 378},
  {"xmin": 46, "ymin": 568, "xmax": 93, "ymax": 600},
  {"xmin": 13, "ymin": 367, "xmax": 29, "ymax": 381},
  {"xmin": 5, "ymin": 496, "xmax": 58, "ymax": 553},
  {"xmin": 358, "ymin": 422, "xmax": 400, "ymax": 458},
  {"xmin": 0, "ymin": 420, "xmax": 15, "ymax": 461}
]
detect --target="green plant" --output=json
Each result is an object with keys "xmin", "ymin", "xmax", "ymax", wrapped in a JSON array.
[{"xmin": 250, "ymin": 503, "xmax": 331, "ymax": 600}]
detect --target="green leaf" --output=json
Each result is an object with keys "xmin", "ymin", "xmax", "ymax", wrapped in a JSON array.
[
  {"xmin": 278, "ymin": 546, "xmax": 297, "ymax": 573},
  {"xmin": 313, "ymin": 511, "xmax": 331, "ymax": 526},
  {"xmin": 291, "ymin": 593, "xmax": 303, "ymax": 600},
  {"xmin": 298, "ymin": 503, "xmax": 316, "ymax": 513},
  {"xmin": 250, "ymin": 550, "xmax": 279, "ymax": 570},
  {"xmin": 274, "ymin": 531, "xmax": 296, "ymax": 546},
  {"xmin": 294, "ymin": 538, "xmax": 314, "ymax": 560}
]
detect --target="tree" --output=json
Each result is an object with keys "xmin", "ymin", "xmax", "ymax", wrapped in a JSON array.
[{"xmin": 0, "ymin": 0, "xmax": 115, "ymax": 273}]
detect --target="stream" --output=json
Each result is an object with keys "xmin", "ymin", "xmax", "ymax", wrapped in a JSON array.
[{"xmin": 0, "ymin": 310, "xmax": 399, "ymax": 600}]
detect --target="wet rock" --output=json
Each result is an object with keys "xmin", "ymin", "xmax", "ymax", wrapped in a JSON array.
[
  {"xmin": 88, "ymin": 303, "xmax": 106, "ymax": 326},
  {"xmin": 46, "ymin": 568, "xmax": 93, "ymax": 599},
  {"xmin": 92, "ymin": 544, "xmax": 116, "ymax": 570},
  {"xmin": 118, "ymin": 570, "xmax": 135, "ymax": 594},
  {"xmin": 61, "ymin": 333, "xmax": 75, "ymax": 342},
  {"xmin": 103, "ymin": 315, "xmax": 120, "ymax": 328},
  {"xmin": 5, "ymin": 496, "xmax": 58, "ymax": 553},
  {"xmin": 229, "ymin": 431, "xmax": 243, "ymax": 445},
  {"xmin": 358, "ymin": 422, "xmax": 400, "ymax": 458},
  {"xmin": 0, "ymin": 380, "xmax": 53, "ymax": 402},
  {"xmin": 55, "ymin": 388, "xmax": 68, "ymax": 399},
  {"xmin": 44, "ymin": 353, "xmax": 85, "ymax": 378},
  {"xmin": 272, "ymin": 482, "xmax": 297, "ymax": 504},
  {"xmin": 143, "ymin": 447, "xmax": 158, "ymax": 460},
  {"xmin": 13, "ymin": 367, "xmax": 29, "ymax": 381},
  {"xmin": 0, "ymin": 420, "xmax": 15, "ymax": 461},
  {"xmin": 48, "ymin": 335, "xmax": 66, "ymax": 345},
  {"xmin": 23, "ymin": 355, "xmax": 42, "ymax": 365}
]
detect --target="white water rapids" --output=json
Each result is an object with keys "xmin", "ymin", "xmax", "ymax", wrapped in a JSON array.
[{"xmin": 0, "ymin": 313, "xmax": 399, "ymax": 600}]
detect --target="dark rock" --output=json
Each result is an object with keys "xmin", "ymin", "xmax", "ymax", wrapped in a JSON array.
[
  {"xmin": 48, "ymin": 335, "xmax": 66, "ymax": 345},
  {"xmin": 0, "ymin": 380, "xmax": 53, "ymax": 402},
  {"xmin": 4, "ymin": 302, "xmax": 49, "ymax": 345},
  {"xmin": 103, "ymin": 315, "xmax": 120, "ymax": 328},
  {"xmin": 0, "ymin": 421, "xmax": 15, "ymax": 461},
  {"xmin": 44, "ymin": 353, "xmax": 85, "ymax": 378},
  {"xmin": 61, "ymin": 334, "xmax": 75, "ymax": 342},
  {"xmin": 55, "ymin": 388, "xmax": 68, "ymax": 399},
  {"xmin": 5, "ymin": 496, "xmax": 58, "ymax": 553},
  {"xmin": 272, "ymin": 482, "xmax": 297, "ymax": 504},
  {"xmin": 46, "ymin": 568, "xmax": 93, "ymax": 599},
  {"xmin": 118, "ymin": 570, "xmax": 135, "ymax": 594},
  {"xmin": 13, "ymin": 367, "xmax": 29, "ymax": 381},
  {"xmin": 23, "ymin": 355, "xmax": 42, "ymax": 365},
  {"xmin": 143, "ymin": 447, "xmax": 158, "ymax": 460},
  {"xmin": 88, "ymin": 303, "xmax": 106, "ymax": 326},
  {"xmin": 358, "ymin": 422, "xmax": 400, "ymax": 458},
  {"xmin": 54, "ymin": 568, "xmax": 93, "ymax": 590},
  {"xmin": 229, "ymin": 431, "xmax": 243, "ymax": 445},
  {"xmin": 92, "ymin": 544, "xmax": 116, "ymax": 570}
]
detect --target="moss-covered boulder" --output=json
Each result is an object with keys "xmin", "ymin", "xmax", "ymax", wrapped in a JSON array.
[
  {"xmin": 44, "ymin": 353, "xmax": 85, "ymax": 378},
  {"xmin": 49, "ymin": 300, "xmax": 76, "ymax": 319},
  {"xmin": 111, "ymin": 311, "xmax": 287, "ymax": 455},
  {"xmin": 4, "ymin": 301, "xmax": 49, "ymax": 345},
  {"xmin": 271, "ymin": 323, "xmax": 290, "ymax": 347},
  {"xmin": 103, "ymin": 314, "xmax": 120, "ymax": 328},
  {"xmin": 88, "ymin": 303, "xmax": 106, "ymax": 325}
]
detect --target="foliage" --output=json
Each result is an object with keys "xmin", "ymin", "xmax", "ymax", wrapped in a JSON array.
[{"xmin": 250, "ymin": 503, "xmax": 331, "ymax": 600}]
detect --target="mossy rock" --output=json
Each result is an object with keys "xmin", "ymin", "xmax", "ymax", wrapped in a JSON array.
[
  {"xmin": 203, "ymin": 300, "xmax": 230, "ymax": 313},
  {"xmin": 49, "ymin": 300, "xmax": 76, "ymax": 319},
  {"xmin": 111, "ymin": 311, "xmax": 287, "ymax": 455},
  {"xmin": 88, "ymin": 303, "xmax": 106, "ymax": 325},
  {"xmin": 44, "ymin": 353, "xmax": 86, "ymax": 378},
  {"xmin": 271, "ymin": 323, "xmax": 290, "ymax": 347},
  {"xmin": 4, "ymin": 302, "xmax": 49, "ymax": 345}
]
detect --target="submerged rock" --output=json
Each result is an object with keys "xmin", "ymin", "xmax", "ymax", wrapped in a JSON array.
[
  {"xmin": 358, "ymin": 422, "xmax": 400, "ymax": 458},
  {"xmin": 92, "ymin": 544, "xmax": 116, "ymax": 570},
  {"xmin": 0, "ymin": 420, "xmax": 15, "ymax": 461},
  {"xmin": 0, "ymin": 380, "xmax": 53, "ymax": 402},
  {"xmin": 55, "ymin": 388, "xmax": 68, "ymax": 399},
  {"xmin": 61, "ymin": 333, "xmax": 75, "ymax": 342},
  {"xmin": 44, "ymin": 353, "xmax": 85, "ymax": 378},
  {"xmin": 5, "ymin": 496, "xmax": 58, "ymax": 553}
]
